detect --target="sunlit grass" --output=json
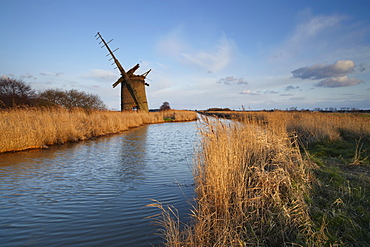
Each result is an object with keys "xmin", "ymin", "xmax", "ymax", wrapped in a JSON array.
[
  {"xmin": 152, "ymin": 111, "xmax": 369, "ymax": 246},
  {"xmin": 0, "ymin": 107, "xmax": 197, "ymax": 153}
]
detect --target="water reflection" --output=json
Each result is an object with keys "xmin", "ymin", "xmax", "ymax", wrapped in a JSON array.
[
  {"xmin": 0, "ymin": 121, "xmax": 198, "ymax": 246},
  {"xmin": 117, "ymin": 126, "xmax": 148, "ymax": 189}
]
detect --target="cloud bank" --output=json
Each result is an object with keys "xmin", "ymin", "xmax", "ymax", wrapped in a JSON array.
[
  {"xmin": 314, "ymin": 76, "xmax": 364, "ymax": 88},
  {"xmin": 291, "ymin": 60, "xmax": 364, "ymax": 87},
  {"xmin": 292, "ymin": 60, "xmax": 355, "ymax": 80}
]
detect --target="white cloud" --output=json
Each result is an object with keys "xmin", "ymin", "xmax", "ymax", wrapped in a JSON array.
[
  {"xmin": 40, "ymin": 72, "xmax": 64, "ymax": 77},
  {"xmin": 290, "ymin": 12, "xmax": 346, "ymax": 45},
  {"xmin": 181, "ymin": 36, "xmax": 235, "ymax": 72},
  {"xmin": 271, "ymin": 11, "xmax": 347, "ymax": 61},
  {"xmin": 239, "ymin": 90, "xmax": 260, "ymax": 95},
  {"xmin": 264, "ymin": 90, "xmax": 279, "ymax": 94},
  {"xmin": 156, "ymin": 28, "xmax": 188, "ymax": 57},
  {"xmin": 315, "ymin": 76, "xmax": 364, "ymax": 88},
  {"xmin": 217, "ymin": 76, "xmax": 248, "ymax": 85},
  {"xmin": 290, "ymin": 97, "xmax": 306, "ymax": 101},
  {"xmin": 84, "ymin": 69, "xmax": 119, "ymax": 83},
  {"xmin": 156, "ymin": 29, "xmax": 235, "ymax": 73},
  {"xmin": 292, "ymin": 60, "xmax": 356, "ymax": 80},
  {"xmin": 285, "ymin": 85, "xmax": 300, "ymax": 91}
]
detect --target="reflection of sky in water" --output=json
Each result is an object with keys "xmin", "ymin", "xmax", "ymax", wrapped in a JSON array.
[
  {"xmin": 117, "ymin": 126, "xmax": 148, "ymax": 188},
  {"xmin": 0, "ymin": 120, "xmax": 199, "ymax": 246}
]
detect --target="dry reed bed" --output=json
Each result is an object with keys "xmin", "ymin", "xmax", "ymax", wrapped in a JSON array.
[
  {"xmin": 205, "ymin": 111, "xmax": 370, "ymax": 145},
  {"xmin": 153, "ymin": 112, "xmax": 369, "ymax": 246},
  {"xmin": 151, "ymin": 116, "xmax": 324, "ymax": 246},
  {"xmin": 191, "ymin": 117, "xmax": 323, "ymax": 246},
  {"xmin": 0, "ymin": 107, "xmax": 197, "ymax": 153}
]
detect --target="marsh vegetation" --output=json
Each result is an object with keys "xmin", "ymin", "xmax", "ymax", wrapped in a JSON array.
[
  {"xmin": 151, "ymin": 111, "xmax": 370, "ymax": 246},
  {"xmin": 0, "ymin": 107, "xmax": 197, "ymax": 153}
]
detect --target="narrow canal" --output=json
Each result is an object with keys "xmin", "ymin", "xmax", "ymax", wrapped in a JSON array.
[{"xmin": 0, "ymin": 120, "xmax": 199, "ymax": 246}]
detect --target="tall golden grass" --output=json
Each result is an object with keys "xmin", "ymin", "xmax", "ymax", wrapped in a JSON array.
[
  {"xmin": 0, "ymin": 107, "xmax": 197, "ymax": 153},
  {"xmin": 151, "ymin": 111, "xmax": 369, "ymax": 246},
  {"xmin": 205, "ymin": 111, "xmax": 370, "ymax": 145}
]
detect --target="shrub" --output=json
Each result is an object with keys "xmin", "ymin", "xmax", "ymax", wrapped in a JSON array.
[
  {"xmin": 0, "ymin": 77, "xmax": 36, "ymax": 108},
  {"xmin": 160, "ymin": 101, "xmax": 171, "ymax": 111},
  {"xmin": 37, "ymin": 88, "xmax": 107, "ymax": 110}
]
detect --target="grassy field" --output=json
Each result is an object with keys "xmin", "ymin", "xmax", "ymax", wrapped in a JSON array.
[
  {"xmin": 0, "ymin": 107, "xmax": 197, "ymax": 153},
  {"xmin": 150, "ymin": 111, "xmax": 369, "ymax": 246}
]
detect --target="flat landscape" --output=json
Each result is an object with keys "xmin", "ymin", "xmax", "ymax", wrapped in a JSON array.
[{"xmin": 2, "ymin": 1, "xmax": 370, "ymax": 246}]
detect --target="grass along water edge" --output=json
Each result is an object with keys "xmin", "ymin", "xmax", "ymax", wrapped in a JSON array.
[
  {"xmin": 0, "ymin": 107, "xmax": 198, "ymax": 153},
  {"xmin": 151, "ymin": 111, "xmax": 369, "ymax": 246}
]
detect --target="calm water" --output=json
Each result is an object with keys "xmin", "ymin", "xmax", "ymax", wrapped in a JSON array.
[{"xmin": 0, "ymin": 121, "xmax": 199, "ymax": 246}]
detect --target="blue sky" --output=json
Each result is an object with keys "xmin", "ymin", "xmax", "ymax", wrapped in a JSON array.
[{"xmin": 1, "ymin": 0, "xmax": 369, "ymax": 110}]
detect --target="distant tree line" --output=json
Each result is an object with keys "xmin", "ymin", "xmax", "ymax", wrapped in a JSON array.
[
  {"xmin": 0, "ymin": 77, "xmax": 106, "ymax": 110},
  {"xmin": 204, "ymin": 106, "xmax": 369, "ymax": 113},
  {"xmin": 312, "ymin": 107, "xmax": 364, "ymax": 112},
  {"xmin": 287, "ymin": 107, "xmax": 367, "ymax": 113},
  {"xmin": 38, "ymin": 89, "xmax": 106, "ymax": 110},
  {"xmin": 206, "ymin": 107, "xmax": 232, "ymax": 111}
]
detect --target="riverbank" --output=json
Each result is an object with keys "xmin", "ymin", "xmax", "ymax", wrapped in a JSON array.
[
  {"xmin": 0, "ymin": 107, "xmax": 197, "ymax": 153},
  {"xmin": 155, "ymin": 111, "xmax": 369, "ymax": 246}
]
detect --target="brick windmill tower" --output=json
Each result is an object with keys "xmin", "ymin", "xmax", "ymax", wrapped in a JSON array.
[{"xmin": 95, "ymin": 32, "xmax": 151, "ymax": 111}]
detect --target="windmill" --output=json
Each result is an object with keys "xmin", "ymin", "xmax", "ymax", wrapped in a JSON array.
[{"xmin": 95, "ymin": 32, "xmax": 151, "ymax": 111}]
